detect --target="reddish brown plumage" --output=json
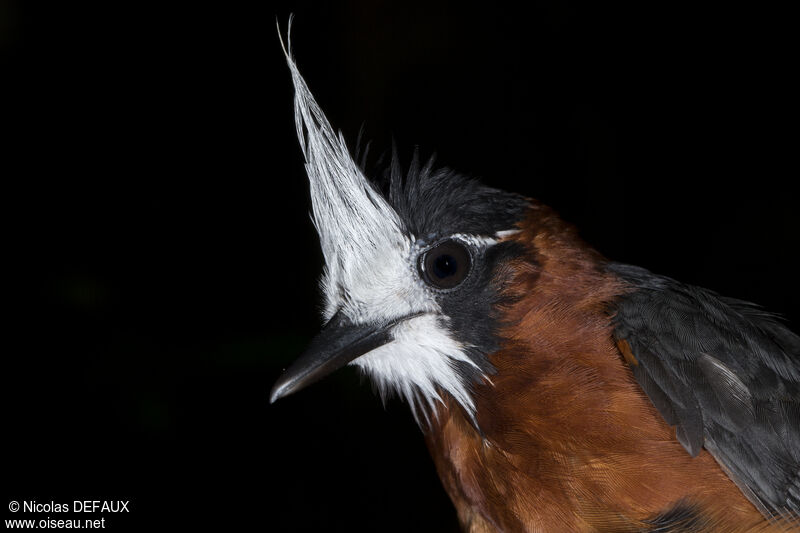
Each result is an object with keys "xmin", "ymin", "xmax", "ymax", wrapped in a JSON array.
[{"xmin": 424, "ymin": 204, "xmax": 790, "ymax": 532}]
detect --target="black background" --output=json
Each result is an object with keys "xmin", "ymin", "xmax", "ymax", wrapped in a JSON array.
[{"xmin": 3, "ymin": 1, "xmax": 797, "ymax": 531}]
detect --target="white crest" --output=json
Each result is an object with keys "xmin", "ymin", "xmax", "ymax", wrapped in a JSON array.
[{"xmin": 279, "ymin": 19, "xmax": 491, "ymax": 423}]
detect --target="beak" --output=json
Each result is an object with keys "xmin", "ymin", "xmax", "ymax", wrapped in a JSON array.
[{"xmin": 270, "ymin": 311, "xmax": 411, "ymax": 403}]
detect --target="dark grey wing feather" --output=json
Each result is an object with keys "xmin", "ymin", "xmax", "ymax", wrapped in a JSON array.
[{"xmin": 607, "ymin": 263, "xmax": 800, "ymax": 519}]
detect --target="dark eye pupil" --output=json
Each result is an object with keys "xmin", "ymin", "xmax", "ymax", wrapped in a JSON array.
[
  {"xmin": 419, "ymin": 239, "xmax": 471, "ymax": 290},
  {"xmin": 433, "ymin": 254, "xmax": 458, "ymax": 279}
]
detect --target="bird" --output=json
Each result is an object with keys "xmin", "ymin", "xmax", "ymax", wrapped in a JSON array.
[{"xmin": 270, "ymin": 22, "xmax": 800, "ymax": 533}]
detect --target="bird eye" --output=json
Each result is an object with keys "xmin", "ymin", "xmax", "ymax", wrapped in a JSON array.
[{"xmin": 419, "ymin": 240, "xmax": 472, "ymax": 290}]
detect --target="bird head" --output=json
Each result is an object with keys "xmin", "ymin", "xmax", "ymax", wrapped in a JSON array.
[{"xmin": 270, "ymin": 31, "xmax": 531, "ymax": 425}]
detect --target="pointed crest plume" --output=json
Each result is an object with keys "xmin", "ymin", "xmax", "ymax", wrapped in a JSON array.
[{"xmin": 277, "ymin": 18, "xmax": 408, "ymax": 315}]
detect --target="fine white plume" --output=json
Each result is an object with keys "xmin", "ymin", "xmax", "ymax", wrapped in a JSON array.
[{"xmin": 278, "ymin": 19, "xmax": 414, "ymax": 323}]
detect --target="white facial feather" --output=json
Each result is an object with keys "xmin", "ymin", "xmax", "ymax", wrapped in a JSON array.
[
  {"xmin": 280, "ymin": 21, "xmax": 495, "ymax": 422},
  {"xmin": 351, "ymin": 314, "xmax": 482, "ymax": 424}
]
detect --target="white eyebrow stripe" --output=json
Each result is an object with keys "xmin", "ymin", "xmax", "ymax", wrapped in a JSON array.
[
  {"xmin": 448, "ymin": 229, "xmax": 521, "ymax": 248},
  {"xmin": 450, "ymin": 233, "xmax": 499, "ymax": 248},
  {"xmin": 495, "ymin": 229, "xmax": 522, "ymax": 239}
]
